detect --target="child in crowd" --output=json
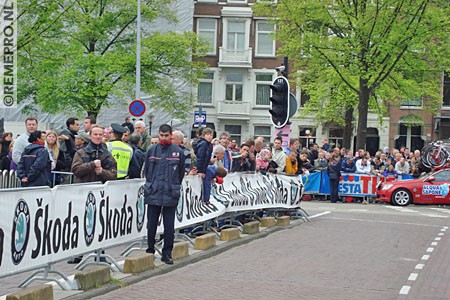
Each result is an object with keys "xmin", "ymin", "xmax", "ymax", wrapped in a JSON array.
[
  {"xmin": 383, "ymin": 164, "xmax": 398, "ymax": 178},
  {"xmin": 203, "ymin": 165, "xmax": 227, "ymax": 205},
  {"xmin": 256, "ymin": 148, "xmax": 271, "ymax": 174}
]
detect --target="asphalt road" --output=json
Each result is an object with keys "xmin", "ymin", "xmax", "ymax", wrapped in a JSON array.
[{"xmin": 90, "ymin": 201, "xmax": 450, "ymax": 300}]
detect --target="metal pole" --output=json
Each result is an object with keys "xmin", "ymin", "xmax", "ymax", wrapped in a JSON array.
[{"xmin": 136, "ymin": 0, "xmax": 141, "ymax": 100}]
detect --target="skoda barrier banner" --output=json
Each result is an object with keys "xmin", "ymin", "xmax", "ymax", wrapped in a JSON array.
[{"xmin": 0, "ymin": 173, "xmax": 303, "ymax": 277}]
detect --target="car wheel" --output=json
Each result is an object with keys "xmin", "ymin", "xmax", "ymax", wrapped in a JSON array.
[{"xmin": 391, "ymin": 189, "xmax": 412, "ymax": 206}]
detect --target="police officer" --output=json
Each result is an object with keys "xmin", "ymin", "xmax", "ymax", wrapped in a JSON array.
[{"xmin": 107, "ymin": 123, "xmax": 133, "ymax": 179}]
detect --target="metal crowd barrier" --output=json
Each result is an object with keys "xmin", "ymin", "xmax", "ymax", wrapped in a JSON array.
[{"xmin": 0, "ymin": 170, "xmax": 74, "ymax": 189}]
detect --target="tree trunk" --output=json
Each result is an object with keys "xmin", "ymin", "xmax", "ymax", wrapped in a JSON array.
[
  {"xmin": 355, "ymin": 78, "xmax": 369, "ymax": 150},
  {"xmin": 342, "ymin": 107, "xmax": 353, "ymax": 149}
]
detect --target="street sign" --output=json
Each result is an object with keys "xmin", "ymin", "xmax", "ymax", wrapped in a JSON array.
[
  {"xmin": 129, "ymin": 100, "xmax": 146, "ymax": 117},
  {"xmin": 289, "ymin": 92, "xmax": 298, "ymax": 118},
  {"xmin": 273, "ymin": 125, "xmax": 291, "ymax": 149},
  {"xmin": 194, "ymin": 111, "xmax": 207, "ymax": 126}
]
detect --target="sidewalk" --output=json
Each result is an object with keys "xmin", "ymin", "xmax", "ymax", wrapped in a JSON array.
[{"xmin": 0, "ymin": 217, "xmax": 306, "ymax": 300}]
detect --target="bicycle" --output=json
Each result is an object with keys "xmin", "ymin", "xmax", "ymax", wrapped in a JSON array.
[{"xmin": 420, "ymin": 141, "xmax": 450, "ymax": 168}]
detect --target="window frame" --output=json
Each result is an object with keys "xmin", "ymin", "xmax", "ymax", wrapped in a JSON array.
[
  {"xmin": 197, "ymin": 71, "xmax": 215, "ymax": 105},
  {"xmin": 255, "ymin": 21, "xmax": 275, "ymax": 57},
  {"xmin": 225, "ymin": 73, "xmax": 243, "ymax": 102},
  {"xmin": 255, "ymin": 73, "xmax": 273, "ymax": 106},
  {"xmin": 197, "ymin": 18, "xmax": 217, "ymax": 55}
]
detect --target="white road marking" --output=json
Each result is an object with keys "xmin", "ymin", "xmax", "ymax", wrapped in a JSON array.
[
  {"xmin": 421, "ymin": 255, "xmax": 430, "ymax": 260},
  {"xmin": 408, "ymin": 273, "xmax": 418, "ymax": 281},
  {"xmin": 444, "ymin": 226, "xmax": 449, "ymax": 229},
  {"xmin": 438, "ymin": 232, "xmax": 444, "ymax": 236},
  {"xmin": 348, "ymin": 209, "xmax": 368, "ymax": 212},
  {"xmin": 415, "ymin": 263, "xmax": 424, "ymax": 270},
  {"xmin": 426, "ymin": 247, "xmax": 434, "ymax": 253},
  {"xmin": 435, "ymin": 237, "xmax": 441, "ymax": 241},
  {"xmin": 420, "ymin": 214, "xmax": 449, "ymax": 218},
  {"xmin": 431, "ymin": 242, "xmax": 438, "ymax": 246},
  {"xmin": 309, "ymin": 211, "xmax": 332, "ymax": 219},
  {"xmin": 399, "ymin": 286, "xmax": 411, "ymax": 295},
  {"xmin": 441, "ymin": 228, "xmax": 447, "ymax": 232}
]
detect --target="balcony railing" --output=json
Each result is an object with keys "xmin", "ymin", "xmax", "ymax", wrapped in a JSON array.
[
  {"xmin": 219, "ymin": 47, "xmax": 252, "ymax": 67},
  {"xmin": 218, "ymin": 100, "xmax": 250, "ymax": 115}
]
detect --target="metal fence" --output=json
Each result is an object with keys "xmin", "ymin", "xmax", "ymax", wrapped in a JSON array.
[
  {"xmin": 0, "ymin": 170, "xmax": 73, "ymax": 189},
  {"xmin": 0, "ymin": 170, "xmax": 21, "ymax": 189}
]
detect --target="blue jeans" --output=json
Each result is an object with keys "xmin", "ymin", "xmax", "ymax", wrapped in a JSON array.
[{"xmin": 203, "ymin": 165, "xmax": 217, "ymax": 201}]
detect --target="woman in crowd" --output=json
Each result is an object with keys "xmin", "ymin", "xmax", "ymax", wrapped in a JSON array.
[
  {"xmin": 17, "ymin": 131, "xmax": 51, "ymax": 187},
  {"xmin": 45, "ymin": 130, "xmax": 68, "ymax": 186}
]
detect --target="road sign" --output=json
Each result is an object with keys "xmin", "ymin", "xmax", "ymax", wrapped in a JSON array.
[
  {"xmin": 194, "ymin": 111, "xmax": 206, "ymax": 126},
  {"xmin": 273, "ymin": 125, "xmax": 291, "ymax": 149},
  {"xmin": 129, "ymin": 100, "xmax": 146, "ymax": 117}
]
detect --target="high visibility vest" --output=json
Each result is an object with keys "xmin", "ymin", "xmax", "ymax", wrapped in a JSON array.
[{"xmin": 108, "ymin": 141, "xmax": 133, "ymax": 178}]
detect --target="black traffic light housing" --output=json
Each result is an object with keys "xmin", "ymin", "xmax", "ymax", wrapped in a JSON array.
[{"xmin": 269, "ymin": 76, "xmax": 290, "ymax": 128}]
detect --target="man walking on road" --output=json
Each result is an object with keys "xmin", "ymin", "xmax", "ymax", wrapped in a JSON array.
[{"xmin": 144, "ymin": 124, "xmax": 185, "ymax": 265}]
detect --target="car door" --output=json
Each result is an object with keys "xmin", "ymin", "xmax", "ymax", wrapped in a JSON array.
[{"xmin": 429, "ymin": 170, "xmax": 450, "ymax": 204}]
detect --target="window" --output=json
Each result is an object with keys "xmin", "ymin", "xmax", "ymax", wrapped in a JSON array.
[
  {"xmin": 255, "ymin": 74, "xmax": 272, "ymax": 105},
  {"xmin": 225, "ymin": 73, "xmax": 243, "ymax": 101},
  {"xmin": 197, "ymin": 19, "xmax": 217, "ymax": 55},
  {"xmin": 328, "ymin": 128, "xmax": 343, "ymax": 149},
  {"xmin": 227, "ymin": 21, "xmax": 246, "ymax": 51},
  {"xmin": 401, "ymin": 97, "xmax": 422, "ymax": 107},
  {"xmin": 299, "ymin": 127, "xmax": 317, "ymax": 149},
  {"xmin": 197, "ymin": 72, "xmax": 214, "ymax": 104},
  {"xmin": 254, "ymin": 126, "xmax": 271, "ymax": 143},
  {"xmin": 444, "ymin": 72, "xmax": 450, "ymax": 107},
  {"xmin": 300, "ymin": 89, "xmax": 310, "ymax": 107},
  {"xmin": 434, "ymin": 170, "xmax": 450, "ymax": 181},
  {"xmin": 225, "ymin": 125, "xmax": 242, "ymax": 145},
  {"xmin": 228, "ymin": 0, "xmax": 247, "ymax": 3},
  {"xmin": 395, "ymin": 124, "xmax": 424, "ymax": 151},
  {"xmin": 255, "ymin": 21, "xmax": 275, "ymax": 56}
]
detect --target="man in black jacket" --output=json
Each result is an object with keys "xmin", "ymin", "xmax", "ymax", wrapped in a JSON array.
[{"xmin": 144, "ymin": 124, "xmax": 185, "ymax": 265}]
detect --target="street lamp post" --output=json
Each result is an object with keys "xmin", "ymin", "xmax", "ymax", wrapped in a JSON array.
[{"xmin": 148, "ymin": 112, "xmax": 155, "ymax": 136}]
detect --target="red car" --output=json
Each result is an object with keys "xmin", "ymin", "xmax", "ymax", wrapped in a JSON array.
[{"xmin": 377, "ymin": 168, "xmax": 450, "ymax": 206}]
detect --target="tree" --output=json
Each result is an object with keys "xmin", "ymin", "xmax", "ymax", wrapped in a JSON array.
[
  {"xmin": 18, "ymin": 0, "xmax": 208, "ymax": 119},
  {"xmin": 256, "ymin": 0, "xmax": 450, "ymax": 150}
]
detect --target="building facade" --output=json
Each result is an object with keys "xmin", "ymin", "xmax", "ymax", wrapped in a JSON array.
[{"xmin": 193, "ymin": 0, "xmax": 445, "ymax": 153}]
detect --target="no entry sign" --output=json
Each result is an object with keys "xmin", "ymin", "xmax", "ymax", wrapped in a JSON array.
[{"xmin": 129, "ymin": 100, "xmax": 146, "ymax": 117}]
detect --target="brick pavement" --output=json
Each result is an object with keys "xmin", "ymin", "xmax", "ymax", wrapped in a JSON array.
[{"xmin": 88, "ymin": 203, "xmax": 450, "ymax": 300}]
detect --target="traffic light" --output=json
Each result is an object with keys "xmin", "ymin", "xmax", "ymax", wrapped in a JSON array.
[{"xmin": 269, "ymin": 76, "xmax": 290, "ymax": 128}]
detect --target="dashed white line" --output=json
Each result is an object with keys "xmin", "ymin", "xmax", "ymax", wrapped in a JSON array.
[
  {"xmin": 426, "ymin": 247, "xmax": 434, "ymax": 253},
  {"xmin": 415, "ymin": 264, "xmax": 424, "ymax": 270},
  {"xmin": 309, "ymin": 211, "xmax": 332, "ymax": 219},
  {"xmin": 435, "ymin": 237, "xmax": 442, "ymax": 241},
  {"xmin": 399, "ymin": 286, "xmax": 411, "ymax": 295},
  {"xmin": 421, "ymin": 255, "xmax": 430, "ymax": 260},
  {"xmin": 431, "ymin": 242, "xmax": 438, "ymax": 246},
  {"xmin": 444, "ymin": 226, "xmax": 449, "ymax": 229},
  {"xmin": 408, "ymin": 273, "xmax": 418, "ymax": 281},
  {"xmin": 440, "ymin": 228, "xmax": 447, "ymax": 232},
  {"xmin": 438, "ymin": 232, "xmax": 444, "ymax": 236}
]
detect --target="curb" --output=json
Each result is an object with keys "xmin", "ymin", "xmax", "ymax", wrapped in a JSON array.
[{"xmin": 63, "ymin": 219, "xmax": 303, "ymax": 300}]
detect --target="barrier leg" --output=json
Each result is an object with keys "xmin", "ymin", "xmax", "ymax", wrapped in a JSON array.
[
  {"xmin": 75, "ymin": 250, "xmax": 122, "ymax": 272},
  {"xmin": 175, "ymin": 230, "xmax": 195, "ymax": 245},
  {"xmin": 19, "ymin": 264, "xmax": 75, "ymax": 290},
  {"xmin": 121, "ymin": 237, "xmax": 147, "ymax": 257}
]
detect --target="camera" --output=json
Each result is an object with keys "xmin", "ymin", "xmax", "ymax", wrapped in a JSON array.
[{"xmin": 275, "ymin": 65, "xmax": 285, "ymax": 72}]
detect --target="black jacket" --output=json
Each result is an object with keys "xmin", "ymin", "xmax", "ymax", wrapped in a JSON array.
[
  {"xmin": 17, "ymin": 143, "xmax": 51, "ymax": 187},
  {"xmin": 128, "ymin": 145, "xmax": 145, "ymax": 178},
  {"xmin": 144, "ymin": 143, "xmax": 185, "ymax": 207},
  {"xmin": 327, "ymin": 160, "xmax": 341, "ymax": 180}
]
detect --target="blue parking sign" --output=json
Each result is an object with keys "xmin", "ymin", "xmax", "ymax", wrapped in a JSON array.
[{"xmin": 194, "ymin": 111, "xmax": 207, "ymax": 126}]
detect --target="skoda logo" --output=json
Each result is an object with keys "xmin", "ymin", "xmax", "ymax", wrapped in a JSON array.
[
  {"xmin": 84, "ymin": 192, "xmax": 96, "ymax": 246},
  {"xmin": 136, "ymin": 186, "xmax": 145, "ymax": 232},
  {"xmin": 11, "ymin": 199, "xmax": 30, "ymax": 265}
]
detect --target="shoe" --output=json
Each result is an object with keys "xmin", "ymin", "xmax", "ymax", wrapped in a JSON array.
[
  {"xmin": 67, "ymin": 256, "xmax": 82, "ymax": 264},
  {"xmin": 145, "ymin": 248, "xmax": 155, "ymax": 254},
  {"xmin": 161, "ymin": 255, "xmax": 173, "ymax": 265},
  {"xmin": 362, "ymin": 200, "xmax": 368, "ymax": 205},
  {"xmin": 203, "ymin": 200, "xmax": 210, "ymax": 205}
]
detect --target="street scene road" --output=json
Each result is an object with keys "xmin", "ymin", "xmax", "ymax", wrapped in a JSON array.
[
  {"xmin": 89, "ymin": 201, "xmax": 450, "ymax": 300},
  {"xmin": 1, "ymin": 201, "xmax": 449, "ymax": 300}
]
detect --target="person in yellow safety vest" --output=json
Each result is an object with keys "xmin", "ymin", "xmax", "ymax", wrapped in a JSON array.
[{"xmin": 107, "ymin": 123, "xmax": 133, "ymax": 179}]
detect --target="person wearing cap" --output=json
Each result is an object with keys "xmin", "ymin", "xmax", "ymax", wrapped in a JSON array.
[
  {"xmin": 107, "ymin": 123, "xmax": 133, "ymax": 179},
  {"xmin": 341, "ymin": 156, "xmax": 356, "ymax": 173},
  {"xmin": 75, "ymin": 132, "xmax": 90, "ymax": 149}
]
